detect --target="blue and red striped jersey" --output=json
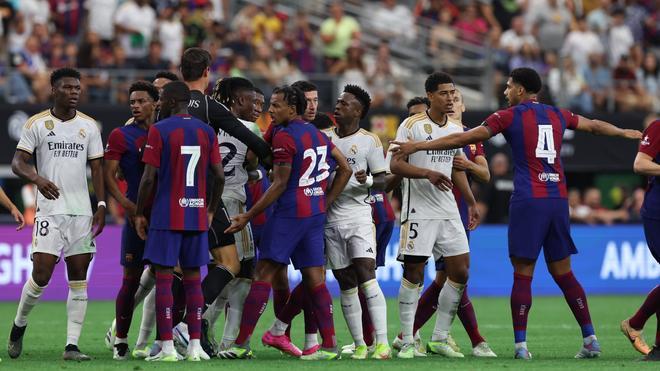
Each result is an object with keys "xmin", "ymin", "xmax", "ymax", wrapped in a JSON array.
[
  {"xmin": 245, "ymin": 165, "xmax": 273, "ymax": 227},
  {"xmin": 142, "ymin": 114, "xmax": 221, "ymax": 231},
  {"xmin": 452, "ymin": 130, "xmax": 485, "ymax": 229},
  {"xmin": 105, "ymin": 123, "xmax": 148, "ymax": 203},
  {"xmin": 483, "ymin": 100, "xmax": 578, "ymax": 201},
  {"xmin": 271, "ymin": 119, "xmax": 336, "ymax": 218},
  {"xmin": 371, "ymin": 191, "xmax": 395, "ymax": 224},
  {"xmin": 640, "ymin": 120, "xmax": 660, "ymax": 220}
]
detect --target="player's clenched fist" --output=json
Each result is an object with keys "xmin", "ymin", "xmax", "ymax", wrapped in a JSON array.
[{"xmin": 134, "ymin": 215, "xmax": 149, "ymax": 240}]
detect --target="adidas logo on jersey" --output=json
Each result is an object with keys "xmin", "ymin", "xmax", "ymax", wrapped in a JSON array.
[
  {"xmin": 426, "ymin": 135, "xmax": 433, "ymax": 140},
  {"xmin": 47, "ymin": 131, "xmax": 56, "ymax": 137},
  {"xmin": 366, "ymin": 248, "xmax": 374, "ymax": 253},
  {"xmin": 411, "ymin": 208, "xmax": 416, "ymax": 213}
]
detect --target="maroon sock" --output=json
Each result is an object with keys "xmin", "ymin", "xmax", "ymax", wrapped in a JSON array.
[
  {"xmin": 511, "ymin": 273, "xmax": 532, "ymax": 343},
  {"xmin": 412, "ymin": 280, "xmax": 442, "ymax": 335},
  {"xmin": 629, "ymin": 285, "xmax": 660, "ymax": 330},
  {"xmin": 273, "ymin": 288, "xmax": 290, "ymax": 337},
  {"xmin": 172, "ymin": 275, "xmax": 186, "ymax": 326},
  {"xmin": 358, "ymin": 290, "xmax": 375, "ymax": 346},
  {"xmin": 277, "ymin": 283, "xmax": 304, "ymax": 324},
  {"xmin": 115, "ymin": 275, "xmax": 140, "ymax": 339},
  {"xmin": 155, "ymin": 271, "xmax": 174, "ymax": 341},
  {"xmin": 553, "ymin": 271, "xmax": 594, "ymax": 337},
  {"xmin": 183, "ymin": 276, "xmax": 203, "ymax": 339},
  {"xmin": 308, "ymin": 283, "xmax": 335, "ymax": 349},
  {"xmin": 457, "ymin": 287, "xmax": 485, "ymax": 347},
  {"xmin": 235, "ymin": 281, "xmax": 271, "ymax": 346}
]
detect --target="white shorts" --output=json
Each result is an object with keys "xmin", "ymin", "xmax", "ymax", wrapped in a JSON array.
[
  {"xmin": 31, "ymin": 215, "xmax": 96, "ymax": 260},
  {"xmin": 325, "ymin": 222, "xmax": 377, "ymax": 270},
  {"xmin": 397, "ymin": 218, "xmax": 469, "ymax": 261},
  {"xmin": 224, "ymin": 197, "xmax": 255, "ymax": 261}
]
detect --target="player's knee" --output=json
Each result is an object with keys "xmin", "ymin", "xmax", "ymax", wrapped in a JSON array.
[
  {"xmin": 333, "ymin": 268, "xmax": 357, "ymax": 290},
  {"xmin": 31, "ymin": 272, "xmax": 51, "ymax": 287},
  {"xmin": 450, "ymin": 269, "xmax": 469, "ymax": 285},
  {"xmin": 353, "ymin": 261, "xmax": 376, "ymax": 284},
  {"xmin": 271, "ymin": 268, "xmax": 289, "ymax": 290},
  {"xmin": 301, "ymin": 267, "xmax": 325, "ymax": 288}
]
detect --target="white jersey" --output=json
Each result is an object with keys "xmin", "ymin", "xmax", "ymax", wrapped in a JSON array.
[
  {"xmin": 393, "ymin": 112, "xmax": 463, "ymax": 221},
  {"xmin": 324, "ymin": 128, "xmax": 387, "ymax": 225},
  {"xmin": 218, "ymin": 118, "xmax": 261, "ymax": 203},
  {"xmin": 16, "ymin": 109, "xmax": 104, "ymax": 217}
]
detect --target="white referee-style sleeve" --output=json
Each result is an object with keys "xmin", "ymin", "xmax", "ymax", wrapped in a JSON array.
[
  {"xmin": 87, "ymin": 123, "xmax": 105, "ymax": 160},
  {"xmin": 367, "ymin": 136, "xmax": 387, "ymax": 175},
  {"xmin": 16, "ymin": 119, "xmax": 39, "ymax": 154},
  {"xmin": 386, "ymin": 122, "xmax": 412, "ymax": 174}
]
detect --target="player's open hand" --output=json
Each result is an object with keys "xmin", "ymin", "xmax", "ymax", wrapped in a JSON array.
[
  {"xmin": 467, "ymin": 205, "xmax": 480, "ymax": 230},
  {"xmin": 92, "ymin": 205, "xmax": 106, "ymax": 238},
  {"xmin": 11, "ymin": 207, "xmax": 25, "ymax": 231},
  {"xmin": 225, "ymin": 213, "xmax": 249, "ymax": 234},
  {"xmin": 426, "ymin": 170, "xmax": 453, "ymax": 191},
  {"xmin": 354, "ymin": 169, "xmax": 368, "ymax": 184},
  {"xmin": 389, "ymin": 140, "xmax": 419, "ymax": 159},
  {"xmin": 623, "ymin": 129, "xmax": 643, "ymax": 140},
  {"xmin": 452, "ymin": 156, "xmax": 473, "ymax": 172},
  {"xmin": 134, "ymin": 215, "xmax": 148, "ymax": 240},
  {"xmin": 35, "ymin": 177, "xmax": 60, "ymax": 200}
]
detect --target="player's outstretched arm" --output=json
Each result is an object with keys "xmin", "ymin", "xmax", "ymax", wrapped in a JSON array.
[
  {"xmin": 452, "ymin": 168, "xmax": 480, "ymax": 230},
  {"xmin": 384, "ymin": 174, "xmax": 403, "ymax": 192},
  {"xmin": 389, "ymin": 153, "xmax": 453, "ymax": 191},
  {"xmin": 135, "ymin": 164, "xmax": 157, "ymax": 240},
  {"xmin": 0, "ymin": 186, "xmax": 24, "ymax": 230},
  {"xmin": 208, "ymin": 162, "xmax": 225, "ymax": 220},
  {"xmin": 575, "ymin": 116, "xmax": 643, "ymax": 139},
  {"xmin": 12, "ymin": 149, "xmax": 60, "ymax": 200},
  {"xmin": 326, "ymin": 147, "xmax": 352, "ymax": 206},
  {"xmin": 634, "ymin": 152, "xmax": 660, "ymax": 176},
  {"xmin": 390, "ymin": 126, "xmax": 491, "ymax": 158},
  {"xmin": 90, "ymin": 158, "xmax": 106, "ymax": 237},
  {"xmin": 104, "ymin": 159, "xmax": 136, "ymax": 216}
]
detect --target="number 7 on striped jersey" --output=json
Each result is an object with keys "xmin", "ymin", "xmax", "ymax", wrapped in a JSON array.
[{"xmin": 181, "ymin": 145, "xmax": 201, "ymax": 187}]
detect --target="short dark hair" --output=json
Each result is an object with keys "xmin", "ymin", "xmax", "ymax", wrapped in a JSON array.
[
  {"xmin": 343, "ymin": 84, "xmax": 371, "ymax": 119},
  {"xmin": 291, "ymin": 80, "xmax": 318, "ymax": 93},
  {"xmin": 180, "ymin": 47, "xmax": 211, "ymax": 81},
  {"xmin": 424, "ymin": 72, "xmax": 454, "ymax": 93},
  {"xmin": 272, "ymin": 85, "xmax": 307, "ymax": 116},
  {"xmin": 129, "ymin": 81, "xmax": 159, "ymax": 101},
  {"xmin": 510, "ymin": 67, "xmax": 542, "ymax": 94},
  {"xmin": 50, "ymin": 67, "xmax": 80, "ymax": 87},
  {"xmin": 211, "ymin": 77, "xmax": 255, "ymax": 107},
  {"xmin": 311, "ymin": 112, "xmax": 335, "ymax": 130},
  {"xmin": 406, "ymin": 96, "xmax": 430, "ymax": 110},
  {"xmin": 162, "ymin": 81, "xmax": 191, "ymax": 102},
  {"xmin": 254, "ymin": 87, "xmax": 264, "ymax": 96},
  {"xmin": 154, "ymin": 71, "xmax": 179, "ymax": 81}
]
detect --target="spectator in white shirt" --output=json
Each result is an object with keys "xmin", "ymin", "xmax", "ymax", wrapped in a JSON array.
[
  {"xmin": 85, "ymin": 0, "xmax": 118, "ymax": 42},
  {"xmin": 114, "ymin": 0, "xmax": 156, "ymax": 59},
  {"xmin": 499, "ymin": 16, "xmax": 537, "ymax": 54},
  {"xmin": 608, "ymin": 7, "xmax": 634, "ymax": 66},
  {"xmin": 158, "ymin": 6, "xmax": 183, "ymax": 66},
  {"xmin": 561, "ymin": 17, "xmax": 604, "ymax": 69},
  {"xmin": 369, "ymin": 0, "xmax": 416, "ymax": 42}
]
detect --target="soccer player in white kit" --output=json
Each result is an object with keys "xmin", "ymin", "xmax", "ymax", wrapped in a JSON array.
[
  {"xmin": 8, "ymin": 68, "xmax": 106, "ymax": 361},
  {"xmin": 323, "ymin": 85, "xmax": 391, "ymax": 360},
  {"xmin": 390, "ymin": 72, "xmax": 479, "ymax": 359}
]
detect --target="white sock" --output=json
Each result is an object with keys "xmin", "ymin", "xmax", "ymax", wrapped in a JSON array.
[
  {"xmin": 515, "ymin": 341, "xmax": 527, "ymax": 350},
  {"xmin": 584, "ymin": 334, "xmax": 597, "ymax": 345},
  {"xmin": 161, "ymin": 340, "xmax": 175, "ymax": 354},
  {"xmin": 115, "ymin": 337, "xmax": 128, "ymax": 345},
  {"xmin": 304, "ymin": 333, "xmax": 318, "ymax": 350},
  {"xmin": 15, "ymin": 276, "xmax": 46, "ymax": 327},
  {"xmin": 431, "ymin": 279, "xmax": 464, "ymax": 342},
  {"xmin": 133, "ymin": 269, "xmax": 155, "ymax": 306},
  {"xmin": 222, "ymin": 278, "xmax": 251, "ymax": 346},
  {"xmin": 189, "ymin": 338, "xmax": 201, "ymax": 351},
  {"xmin": 66, "ymin": 280, "xmax": 88, "ymax": 346},
  {"xmin": 360, "ymin": 279, "xmax": 388, "ymax": 345},
  {"xmin": 340, "ymin": 287, "xmax": 365, "ymax": 346},
  {"xmin": 135, "ymin": 288, "xmax": 156, "ymax": 349},
  {"xmin": 399, "ymin": 278, "xmax": 420, "ymax": 344},
  {"xmin": 270, "ymin": 318, "xmax": 289, "ymax": 337}
]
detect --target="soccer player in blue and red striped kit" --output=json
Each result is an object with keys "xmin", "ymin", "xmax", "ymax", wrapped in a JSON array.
[
  {"xmin": 134, "ymin": 81, "xmax": 225, "ymax": 362},
  {"xmin": 219, "ymin": 85, "xmax": 352, "ymax": 360},
  {"xmin": 391, "ymin": 67, "xmax": 642, "ymax": 359}
]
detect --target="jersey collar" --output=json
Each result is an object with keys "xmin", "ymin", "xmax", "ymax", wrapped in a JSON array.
[{"xmin": 425, "ymin": 110, "xmax": 448, "ymax": 127}]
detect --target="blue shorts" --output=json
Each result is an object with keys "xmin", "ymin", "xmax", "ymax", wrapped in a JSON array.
[
  {"xmin": 143, "ymin": 229, "xmax": 210, "ymax": 268},
  {"xmin": 259, "ymin": 214, "xmax": 325, "ymax": 270},
  {"xmin": 642, "ymin": 217, "xmax": 660, "ymax": 263},
  {"xmin": 508, "ymin": 198, "xmax": 577, "ymax": 262},
  {"xmin": 120, "ymin": 223, "xmax": 145, "ymax": 268},
  {"xmin": 375, "ymin": 220, "xmax": 394, "ymax": 267},
  {"xmin": 435, "ymin": 229, "xmax": 470, "ymax": 271}
]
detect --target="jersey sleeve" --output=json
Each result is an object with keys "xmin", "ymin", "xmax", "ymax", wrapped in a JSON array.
[
  {"xmin": 639, "ymin": 122, "xmax": 660, "ymax": 158},
  {"xmin": 207, "ymin": 97, "xmax": 271, "ymax": 161},
  {"xmin": 142, "ymin": 126, "xmax": 163, "ymax": 168},
  {"xmin": 367, "ymin": 137, "xmax": 387, "ymax": 175},
  {"xmin": 482, "ymin": 109, "xmax": 514, "ymax": 136},
  {"xmin": 16, "ymin": 120, "xmax": 39, "ymax": 154},
  {"xmin": 209, "ymin": 130, "xmax": 222, "ymax": 165},
  {"xmin": 88, "ymin": 124, "xmax": 104, "ymax": 160},
  {"xmin": 104, "ymin": 128, "xmax": 127, "ymax": 161},
  {"xmin": 272, "ymin": 130, "xmax": 296, "ymax": 164},
  {"xmin": 560, "ymin": 108, "xmax": 579, "ymax": 130}
]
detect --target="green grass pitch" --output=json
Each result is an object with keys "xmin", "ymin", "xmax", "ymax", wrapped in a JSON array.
[{"xmin": 0, "ymin": 296, "xmax": 657, "ymax": 370}]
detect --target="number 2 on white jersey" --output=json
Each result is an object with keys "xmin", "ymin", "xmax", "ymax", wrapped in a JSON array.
[
  {"xmin": 299, "ymin": 146, "xmax": 330, "ymax": 187},
  {"xmin": 181, "ymin": 145, "xmax": 201, "ymax": 187},
  {"xmin": 535, "ymin": 125, "xmax": 556, "ymax": 164}
]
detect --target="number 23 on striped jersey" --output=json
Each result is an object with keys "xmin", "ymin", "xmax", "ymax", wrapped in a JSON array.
[
  {"xmin": 299, "ymin": 146, "xmax": 330, "ymax": 187},
  {"xmin": 535, "ymin": 125, "xmax": 557, "ymax": 164}
]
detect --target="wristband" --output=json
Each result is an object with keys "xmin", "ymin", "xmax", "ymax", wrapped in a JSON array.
[
  {"xmin": 97, "ymin": 201, "xmax": 107, "ymax": 208},
  {"xmin": 365, "ymin": 175, "xmax": 374, "ymax": 188}
]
